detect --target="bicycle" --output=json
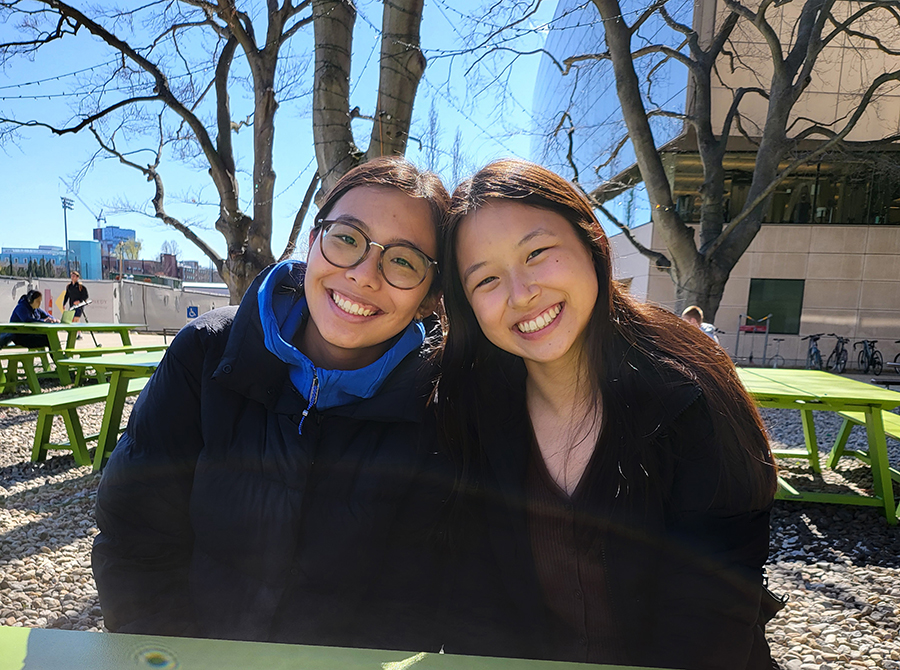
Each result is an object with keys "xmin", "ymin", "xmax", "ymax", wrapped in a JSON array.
[
  {"xmin": 801, "ymin": 333, "xmax": 824, "ymax": 370},
  {"xmin": 769, "ymin": 338, "xmax": 786, "ymax": 368},
  {"xmin": 894, "ymin": 340, "xmax": 900, "ymax": 364},
  {"xmin": 854, "ymin": 339, "xmax": 884, "ymax": 375},
  {"xmin": 825, "ymin": 334, "xmax": 850, "ymax": 374}
]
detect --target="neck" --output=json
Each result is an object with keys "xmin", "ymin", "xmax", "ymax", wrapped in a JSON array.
[
  {"xmin": 295, "ymin": 318, "xmax": 389, "ymax": 371},
  {"xmin": 523, "ymin": 345, "xmax": 595, "ymax": 418}
]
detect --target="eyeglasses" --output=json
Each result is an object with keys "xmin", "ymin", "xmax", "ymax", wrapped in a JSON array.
[{"xmin": 317, "ymin": 220, "xmax": 438, "ymax": 290}]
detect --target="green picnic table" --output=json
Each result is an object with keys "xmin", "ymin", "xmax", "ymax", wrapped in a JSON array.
[
  {"xmin": 61, "ymin": 351, "xmax": 164, "ymax": 470},
  {"xmin": 0, "ymin": 322, "xmax": 145, "ymax": 385},
  {"xmin": 0, "ymin": 626, "xmax": 656, "ymax": 670},
  {"xmin": 737, "ymin": 367, "xmax": 900, "ymax": 524}
]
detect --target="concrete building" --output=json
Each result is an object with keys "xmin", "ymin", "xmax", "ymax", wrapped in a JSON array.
[
  {"xmin": 92, "ymin": 225, "xmax": 136, "ymax": 256},
  {"xmin": 534, "ymin": 0, "xmax": 900, "ymax": 366},
  {"xmin": 1, "ymin": 245, "xmax": 68, "ymax": 277}
]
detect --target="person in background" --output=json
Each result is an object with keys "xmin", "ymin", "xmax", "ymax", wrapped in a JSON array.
[
  {"xmin": 4, "ymin": 289, "xmax": 58, "ymax": 349},
  {"xmin": 681, "ymin": 305, "xmax": 720, "ymax": 344},
  {"xmin": 92, "ymin": 157, "xmax": 452, "ymax": 652},
  {"xmin": 438, "ymin": 159, "xmax": 778, "ymax": 669},
  {"xmin": 64, "ymin": 271, "xmax": 89, "ymax": 342}
]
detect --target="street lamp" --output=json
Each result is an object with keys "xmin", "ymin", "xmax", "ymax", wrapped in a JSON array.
[{"xmin": 60, "ymin": 197, "xmax": 74, "ymax": 274}]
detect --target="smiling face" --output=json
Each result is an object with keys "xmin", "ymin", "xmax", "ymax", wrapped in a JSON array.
[
  {"xmin": 299, "ymin": 186, "xmax": 439, "ymax": 370},
  {"xmin": 455, "ymin": 200, "xmax": 599, "ymax": 370}
]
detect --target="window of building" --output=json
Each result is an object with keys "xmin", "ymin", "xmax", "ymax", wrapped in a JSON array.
[{"xmin": 746, "ymin": 279, "xmax": 805, "ymax": 335}]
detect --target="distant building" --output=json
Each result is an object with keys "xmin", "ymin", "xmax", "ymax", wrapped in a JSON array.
[
  {"xmin": 68, "ymin": 240, "xmax": 102, "ymax": 280},
  {"xmin": 178, "ymin": 260, "xmax": 199, "ymax": 281},
  {"xmin": 93, "ymin": 225, "xmax": 136, "ymax": 256},
  {"xmin": 1, "ymin": 245, "xmax": 67, "ymax": 277}
]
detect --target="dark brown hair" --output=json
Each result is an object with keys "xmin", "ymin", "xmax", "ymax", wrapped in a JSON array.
[
  {"xmin": 313, "ymin": 156, "xmax": 450, "ymax": 298},
  {"xmin": 438, "ymin": 159, "xmax": 776, "ymax": 508}
]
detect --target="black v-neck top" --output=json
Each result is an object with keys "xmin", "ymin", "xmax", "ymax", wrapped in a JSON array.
[{"xmin": 525, "ymin": 431, "xmax": 624, "ymax": 664}]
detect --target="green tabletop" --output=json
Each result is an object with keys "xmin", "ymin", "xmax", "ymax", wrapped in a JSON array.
[
  {"xmin": 0, "ymin": 627, "xmax": 653, "ymax": 670},
  {"xmin": 737, "ymin": 367, "xmax": 900, "ymax": 523},
  {"xmin": 0, "ymin": 323, "xmax": 146, "ymax": 384},
  {"xmin": 61, "ymin": 351, "xmax": 165, "ymax": 371}
]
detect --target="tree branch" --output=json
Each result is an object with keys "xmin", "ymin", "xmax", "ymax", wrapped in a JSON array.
[{"xmin": 279, "ymin": 171, "xmax": 320, "ymax": 261}]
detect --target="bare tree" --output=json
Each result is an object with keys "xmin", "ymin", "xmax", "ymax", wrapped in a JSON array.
[
  {"xmin": 160, "ymin": 240, "xmax": 183, "ymax": 261},
  {"xmin": 0, "ymin": 0, "xmax": 428, "ymax": 303},
  {"xmin": 571, "ymin": 0, "xmax": 900, "ymax": 318}
]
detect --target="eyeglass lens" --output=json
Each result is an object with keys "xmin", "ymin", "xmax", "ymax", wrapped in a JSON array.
[{"xmin": 321, "ymin": 222, "xmax": 431, "ymax": 289}]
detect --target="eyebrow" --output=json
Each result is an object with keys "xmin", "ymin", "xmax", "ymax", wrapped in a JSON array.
[
  {"xmin": 326, "ymin": 214, "xmax": 434, "ymax": 255},
  {"xmin": 461, "ymin": 227, "xmax": 555, "ymax": 284}
]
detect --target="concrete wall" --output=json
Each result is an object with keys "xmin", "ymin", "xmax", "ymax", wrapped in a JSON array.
[
  {"xmin": 609, "ymin": 224, "xmax": 900, "ymax": 366},
  {"xmin": 0, "ymin": 277, "xmax": 226, "ymax": 331}
]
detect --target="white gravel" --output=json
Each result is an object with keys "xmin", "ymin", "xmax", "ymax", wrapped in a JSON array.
[{"xmin": 1, "ymin": 390, "xmax": 899, "ymax": 668}]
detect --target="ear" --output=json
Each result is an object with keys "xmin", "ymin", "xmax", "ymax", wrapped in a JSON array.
[{"xmin": 415, "ymin": 290, "xmax": 442, "ymax": 321}]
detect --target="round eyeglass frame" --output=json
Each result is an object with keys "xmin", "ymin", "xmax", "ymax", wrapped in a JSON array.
[{"xmin": 316, "ymin": 219, "xmax": 439, "ymax": 290}]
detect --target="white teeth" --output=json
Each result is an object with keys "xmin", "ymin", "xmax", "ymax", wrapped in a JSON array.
[
  {"xmin": 516, "ymin": 304, "xmax": 562, "ymax": 333},
  {"xmin": 331, "ymin": 291, "xmax": 376, "ymax": 317}
]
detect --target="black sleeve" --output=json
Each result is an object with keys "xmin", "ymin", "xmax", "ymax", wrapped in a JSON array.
[
  {"xmin": 648, "ymin": 399, "xmax": 772, "ymax": 670},
  {"xmin": 92, "ymin": 324, "xmax": 211, "ymax": 637}
]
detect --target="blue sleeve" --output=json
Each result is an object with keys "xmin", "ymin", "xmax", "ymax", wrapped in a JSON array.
[{"xmin": 11, "ymin": 302, "xmax": 35, "ymax": 323}]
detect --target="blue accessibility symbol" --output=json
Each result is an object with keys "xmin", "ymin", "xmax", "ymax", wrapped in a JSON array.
[{"xmin": 186, "ymin": 306, "xmax": 199, "ymax": 319}]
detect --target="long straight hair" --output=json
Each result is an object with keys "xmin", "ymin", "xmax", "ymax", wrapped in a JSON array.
[{"xmin": 438, "ymin": 159, "xmax": 776, "ymax": 509}]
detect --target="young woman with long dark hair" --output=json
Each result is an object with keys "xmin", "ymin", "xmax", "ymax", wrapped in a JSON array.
[
  {"xmin": 439, "ymin": 159, "xmax": 778, "ymax": 669},
  {"xmin": 93, "ymin": 157, "xmax": 452, "ymax": 652}
]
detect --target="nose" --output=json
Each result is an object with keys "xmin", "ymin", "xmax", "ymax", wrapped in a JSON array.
[
  {"xmin": 508, "ymin": 268, "xmax": 539, "ymax": 308},
  {"xmin": 344, "ymin": 246, "xmax": 383, "ymax": 289}
]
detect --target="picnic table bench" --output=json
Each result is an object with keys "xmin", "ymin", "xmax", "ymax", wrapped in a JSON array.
[
  {"xmin": 0, "ymin": 377, "xmax": 150, "ymax": 467},
  {"xmin": 0, "ymin": 348, "xmax": 52, "ymax": 395},
  {"xmin": 832, "ymin": 409, "xmax": 900, "ymax": 486},
  {"xmin": 870, "ymin": 377, "xmax": 900, "ymax": 389}
]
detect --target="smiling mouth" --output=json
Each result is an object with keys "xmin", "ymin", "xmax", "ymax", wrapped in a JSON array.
[
  {"xmin": 330, "ymin": 290, "xmax": 379, "ymax": 317},
  {"xmin": 516, "ymin": 303, "xmax": 562, "ymax": 334}
]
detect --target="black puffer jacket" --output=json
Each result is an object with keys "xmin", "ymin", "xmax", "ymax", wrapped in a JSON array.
[{"xmin": 93, "ymin": 266, "xmax": 450, "ymax": 651}]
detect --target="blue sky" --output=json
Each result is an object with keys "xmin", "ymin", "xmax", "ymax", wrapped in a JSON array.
[{"xmin": 0, "ymin": 1, "xmax": 555, "ymax": 267}]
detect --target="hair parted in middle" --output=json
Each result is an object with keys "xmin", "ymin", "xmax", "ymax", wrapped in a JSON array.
[{"xmin": 438, "ymin": 158, "xmax": 775, "ymax": 508}]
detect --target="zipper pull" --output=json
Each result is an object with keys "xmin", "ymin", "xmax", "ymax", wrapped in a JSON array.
[{"xmin": 298, "ymin": 371, "xmax": 319, "ymax": 435}]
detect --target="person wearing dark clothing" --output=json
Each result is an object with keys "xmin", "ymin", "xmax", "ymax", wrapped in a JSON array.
[
  {"xmin": 64, "ymin": 271, "xmax": 89, "ymax": 320},
  {"xmin": 92, "ymin": 158, "xmax": 453, "ymax": 651},
  {"xmin": 438, "ymin": 160, "xmax": 780, "ymax": 670},
  {"xmin": 6, "ymin": 290, "xmax": 56, "ymax": 348}
]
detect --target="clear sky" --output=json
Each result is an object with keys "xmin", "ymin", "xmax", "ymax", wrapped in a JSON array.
[{"xmin": 0, "ymin": 0, "xmax": 555, "ymax": 268}]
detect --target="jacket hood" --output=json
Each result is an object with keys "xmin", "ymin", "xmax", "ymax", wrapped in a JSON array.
[
  {"xmin": 213, "ymin": 262, "xmax": 436, "ymax": 424},
  {"xmin": 256, "ymin": 260, "xmax": 427, "ymax": 412}
]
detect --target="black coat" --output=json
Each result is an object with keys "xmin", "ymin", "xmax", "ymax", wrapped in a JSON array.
[
  {"xmin": 445, "ymin": 362, "xmax": 773, "ymax": 670},
  {"xmin": 93, "ymin": 267, "xmax": 451, "ymax": 652}
]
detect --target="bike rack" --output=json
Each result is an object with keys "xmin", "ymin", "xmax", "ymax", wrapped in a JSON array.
[{"xmin": 735, "ymin": 313, "xmax": 772, "ymax": 366}]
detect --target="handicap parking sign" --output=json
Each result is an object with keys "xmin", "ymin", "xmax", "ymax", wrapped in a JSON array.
[{"xmin": 187, "ymin": 305, "xmax": 199, "ymax": 319}]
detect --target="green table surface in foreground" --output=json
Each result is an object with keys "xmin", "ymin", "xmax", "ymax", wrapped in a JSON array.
[
  {"xmin": 0, "ymin": 627, "xmax": 662, "ymax": 670},
  {"xmin": 737, "ymin": 367, "xmax": 900, "ymax": 523}
]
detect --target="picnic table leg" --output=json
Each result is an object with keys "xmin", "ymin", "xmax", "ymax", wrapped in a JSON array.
[
  {"xmin": 23, "ymin": 357, "xmax": 41, "ymax": 395},
  {"xmin": 0, "ymin": 359, "xmax": 8, "ymax": 394},
  {"xmin": 864, "ymin": 409, "xmax": 897, "ymax": 525},
  {"xmin": 800, "ymin": 409, "xmax": 821, "ymax": 473},
  {"xmin": 31, "ymin": 411, "xmax": 54, "ymax": 463},
  {"xmin": 118, "ymin": 329, "xmax": 133, "ymax": 346},
  {"xmin": 48, "ymin": 332, "xmax": 72, "ymax": 385},
  {"xmin": 826, "ymin": 418, "xmax": 854, "ymax": 470},
  {"xmin": 61, "ymin": 408, "xmax": 91, "ymax": 467},
  {"xmin": 93, "ymin": 371, "xmax": 129, "ymax": 471}
]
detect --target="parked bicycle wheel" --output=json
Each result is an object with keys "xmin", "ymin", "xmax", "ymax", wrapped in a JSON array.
[
  {"xmin": 771, "ymin": 355, "xmax": 785, "ymax": 368},
  {"xmin": 838, "ymin": 350, "xmax": 848, "ymax": 374},
  {"xmin": 858, "ymin": 349, "xmax": 870, "ymax": 373},
  {"xmin": 826, "ymin": 351, "xmax": 837, "ymax": 371},
  {"xmin": 812, "ymin": 350, "xmax": 823, "ymax": 370},
  {"xmin": 872, "ymin": 350, "xmax": 884, "ymax": 376}
]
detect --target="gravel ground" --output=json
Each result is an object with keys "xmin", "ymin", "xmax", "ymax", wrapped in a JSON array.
[{"xmin": 1, "ymin": 387, "xmax": 899, "ymax": 668}]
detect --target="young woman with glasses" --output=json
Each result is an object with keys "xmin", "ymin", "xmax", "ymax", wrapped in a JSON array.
[
  {"xmin": 438, "ymin": 160, "xmax": 778, "ymax": 669},
  {"xmin": 93, "ymin": 157, "xmax": 452, "ymax": 652}
]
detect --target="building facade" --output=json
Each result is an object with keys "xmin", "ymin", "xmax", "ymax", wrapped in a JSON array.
[
  {"xmin": 532, "ymin": 0, "xmax": 900, "ymax": 365},
  {"xmin": 92, "ymin": 225, "xmax": 137, "ymax": 256},
  {"xmin": 68, "ymin": 240, "xmax": 102, "ymax": 280}
]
